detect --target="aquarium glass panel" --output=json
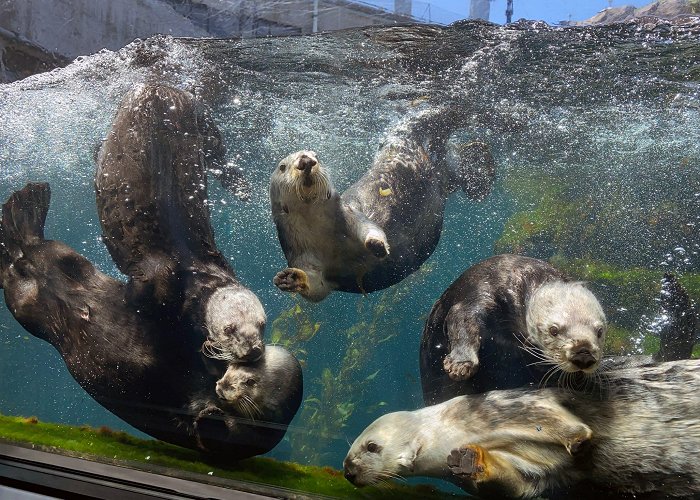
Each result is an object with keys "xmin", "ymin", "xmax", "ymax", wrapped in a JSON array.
[{"xmin": 1, "ymin": 1, "xmax": 699, "ymax": 498}]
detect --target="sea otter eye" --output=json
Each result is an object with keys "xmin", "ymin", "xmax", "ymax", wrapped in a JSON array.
[
  {"xmin": 366, "ymin": 442, "xmax": 379, "ymax": 453},
  {"xmin": 596, "ymin": 327, "xmax": 605, "ymax": 339},
  {"xmin": 245, "ymin": 378, "xmax": 257, "ymax": 387},
  {"xmin": 279, "ymin": 163, "xmax": 286, "ymax": 172},
  {"xmin": 548, "ymin": 325, "xmax": 559, "ymax": 337}
]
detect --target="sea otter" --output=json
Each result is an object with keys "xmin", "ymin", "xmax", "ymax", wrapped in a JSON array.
[
  {"xmin": 270, "ymin": 106, "xmax": 496, "ymax": 302},
  {"xmin": 95, "ymin": 83, "xmax": 264, "ymax": 362},
  {"xmin": 420, "ymin": 254, "xmax": 607, "ymax": 404},
  {"xmin": 345, "ymin": 359, "xmax": 700, "ymax": 499},
  {"xmin": 0, "ymin": 183, "xmax": 301, "ymax": 458}
]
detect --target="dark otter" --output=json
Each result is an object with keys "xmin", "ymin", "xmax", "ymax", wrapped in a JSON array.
[
  {"xmin": 95, "ymin": 84, "xmax": 264, "ymax": 362},
  {"xmin": 0, "ymin": 183, "xmax": 301, "ymax": 458},
  {"xmin": 346, "ymin": 359, "xmax": 700, "ymax": 499},
  {"xmin": 270, "ymin": 107, "xmax": 496, "ymax": 302},
  {"xmin": 420, "ymin": 254, "xmax": 698, "ymax": 405},
  {"xmin": 420, "ymin": 254, "xmax": 607, "ymax": 405}
]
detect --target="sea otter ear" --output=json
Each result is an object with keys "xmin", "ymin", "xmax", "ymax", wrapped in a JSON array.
[{"xmin": 397, "ymin": 438, "xmax": 422, "ymax": 472}]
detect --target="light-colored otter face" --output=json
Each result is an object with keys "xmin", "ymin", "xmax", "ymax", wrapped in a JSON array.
[
  {"xmin": 271, "ymin": 150, "xmax": 333, "ymax": 204},
  {"xmin": 215, "ymin": 345, "xmax": 301, "ymax": 420},
  {"xmin": 203, "ymin": 286, "xmax": 266, "ymax": 363},
  {"xmin": 215, "ymin": 362, "xmax": 265, "ymax": 420},
  {"xmin": 344, "ymin": 412, "xmax": 421, "ymax": 487},
  {"xmin": 525, "ymin": 281, "xmax": 606, "ymax": 375}
]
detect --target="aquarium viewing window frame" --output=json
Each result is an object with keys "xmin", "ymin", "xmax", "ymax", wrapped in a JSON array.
[{"xmin": 0, "ymin": 443, "xmax": 280, "ymax": 499}]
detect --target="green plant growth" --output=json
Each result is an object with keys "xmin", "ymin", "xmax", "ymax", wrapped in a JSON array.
[
  {"xmin": 551, "ymin": 256, "xmax": 700, "ymax": 305},
  {"xmin": 270, "ymin": 303, "xmax": 321, "ymax": 368},
  {"xmin": 0, "ymin": 413, "xmax": 458, "ymax": 498},
  {"xmin": 690, "ymin": 0, "xmax": 700, "ymax": 14},
  {"xmin": 494, "ymin": 175, "xmax": 581, "ymax": 257}
]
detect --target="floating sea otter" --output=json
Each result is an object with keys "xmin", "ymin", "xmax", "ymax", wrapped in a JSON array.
[
  {"xmin": 95, "ymin": 84, "xmax": 264, "ymax": 362},
  {"xmin": 0, "ymin": 183, "xmax": 299, "ymax": 457},
  {"xmin": 270, "ymin": 107, "xmax": 496, "ymax": 302},
  {"xmin": 0, "ymin": 84, "xmax": 303, "ymax": 458},
  {"xmin": 419, "ymin": 254, "xmax": 697, "ymax": 405},
  {"xmin": 345, "ymin": 359, "xmax": 700, "ymax": 499},
  {"xmin": 420, "ymin": 254, "xmax": 607, "ymax": 404}
]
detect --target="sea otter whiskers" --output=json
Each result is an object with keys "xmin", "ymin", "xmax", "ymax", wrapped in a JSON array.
[{"xmin": 270, "ymin": 107, "xmax": 496, "ymax": 302}]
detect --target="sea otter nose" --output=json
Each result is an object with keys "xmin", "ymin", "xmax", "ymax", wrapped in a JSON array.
[
  {"xmin": 570, "ymin": 348, "xmax": 596, "ymax": 369},
  {"xmin": 296, "ymin": 154, "xmax": 317, "ymax": 172},
  {"xmin": 248, "ymin": 344, "xmax": 263, "ymax": 360}
]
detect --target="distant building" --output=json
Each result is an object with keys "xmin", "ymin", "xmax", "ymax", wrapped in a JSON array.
[
  {"xmin": 0, "ymin": 0, "xmax": 425, "ymax": 82},
  {"xmin": 469, "ymin": 0, "xmax": 490, "ymax": 20}
]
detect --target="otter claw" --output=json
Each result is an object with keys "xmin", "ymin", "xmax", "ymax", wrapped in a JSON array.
[{"xmin": 273, "ymin": 268, "xmax": 309, "ymax": 293}]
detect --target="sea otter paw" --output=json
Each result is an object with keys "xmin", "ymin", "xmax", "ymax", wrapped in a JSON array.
[
  {"xmin": 565, "ymin": 425, "xmax": 593, "ymax": 455},
  {"xmin": 447, "ymin": 445, "xmax": 488, "ymax": 481},
  {"xmin": 443, "ymin": 352, "xmax": 478, "ymax": 381},
  {"xmin": 364, "ymin": 230, "xmax": 390, "ymax": 258},
  {"xmin": 273, "ymin": 268, "xmax": 310, "ymax": 293}
]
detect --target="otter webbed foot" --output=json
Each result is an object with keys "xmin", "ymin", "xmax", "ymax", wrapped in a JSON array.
[
  {"xmin": 443, "ymin": 349, "xmax": 479, "ymax": 381},
  {"xmin": 448, "ymin": 445, "xmax": 487, "ymax": 481},
  {"xmin": 273, "ymin": 268, "xmax": 310, "ymax": 294},
  {"xmin": 364, "ymin": 230, "xmax": 390, "ymax": 259}
]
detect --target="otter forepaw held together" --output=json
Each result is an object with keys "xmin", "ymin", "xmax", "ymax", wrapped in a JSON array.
[
  {"xmin": 564, "ymin": 425, "xmax": 593, "ymax": 455},
  {"xmin": 273, "ymin": 268, "xmax": 310, "ymax": 293},
  {"xmin": 443, "ymin": 351, "xmax": 479, "ymax": 381},
  {"xmin": 447, "ymin": 445, "xmax": 488, "ymax": 480}
]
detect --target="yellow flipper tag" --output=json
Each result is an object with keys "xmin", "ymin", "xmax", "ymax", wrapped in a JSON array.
[{"xmin": 379, "ymin": 185, "xmax": 392, "ymax": 196}]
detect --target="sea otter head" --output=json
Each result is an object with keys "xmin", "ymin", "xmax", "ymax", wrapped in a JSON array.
[
  {"xmin": 344, "ymin": 411, "xmax": 423, "ymax": 487},
  {"xmin": 526, "ymin": 281, "xmax": 606, "ymax": 375},
  {"xmin": 271, "ymin": 150, "xmax": 333, "ymax": 204},
  {"xmin": 215, "ymin": 345, "xmax": 302, "ymax": 420},
  {"xmin": 203, "ymin": 286, "xmax": 266, "ymax": 363}
]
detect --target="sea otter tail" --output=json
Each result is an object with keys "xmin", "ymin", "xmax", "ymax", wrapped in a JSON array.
[
  {"xmin": 446, "ymin": 140, "xmax": 496, "ymax": 201},
  {"xmin": 0, "ymin": 183, "xmax": 50, "ymax": 288}
]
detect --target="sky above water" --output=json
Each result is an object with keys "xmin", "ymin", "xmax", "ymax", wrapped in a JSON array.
[{"xmin": 364, "ymin": 0, "xmax": 651, "ymax": 25}]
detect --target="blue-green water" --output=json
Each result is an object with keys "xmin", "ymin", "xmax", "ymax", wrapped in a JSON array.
[{"xmin": 1, "ymin": 19, "xmax": 699, "ymax": 494}]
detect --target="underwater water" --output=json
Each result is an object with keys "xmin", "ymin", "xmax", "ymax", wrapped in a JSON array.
[{"xmin": 0, "ymin": 17, "xmax": 699, "ymax": 495}]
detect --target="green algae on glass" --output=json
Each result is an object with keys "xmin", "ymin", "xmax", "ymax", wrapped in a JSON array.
[
  {"xmin": 551, "ymin": 257, "xmax": 700, "ymax": 305},
  {"xmin": 0, "ymin": 413, "xmax": 458, "ymax": 498}
]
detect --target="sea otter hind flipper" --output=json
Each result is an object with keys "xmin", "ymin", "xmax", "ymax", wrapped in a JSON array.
[
  {"xmin": 0, "ymin": 183, "xmax": 50, "ymax": 287},
  {"xmin": 654, "ymin": 273, "xmax": 697, "ymax": 362},
  {"xmin": 1, "ymin": 182, "xmax": 50, "ymax": 244},
  {"xmin": 448, "ymin": 141, "xmax": 496, "ymax": 201}
]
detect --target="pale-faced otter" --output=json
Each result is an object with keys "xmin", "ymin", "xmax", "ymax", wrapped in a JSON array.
[
  {"xmin": 270, "ymin": 107, "xmax": 496, "ymax": 302},
  {"xmin": 214, "ymin": 345, "xmax": 303, "ymax": 424},
  {"xmin": 420, "ymin": 254, "xmax": 607, "ymax": 404},
  {"xmin": 0, "ymin": 183, "xmax": 300, "ymax": 458},
  {"xmin": 95, "ymin": 83, "xmax": 264, "ymax": 362},
  {"xmin": 345, "ymin": 359, "xmax": 700, "ymax": 499}
]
